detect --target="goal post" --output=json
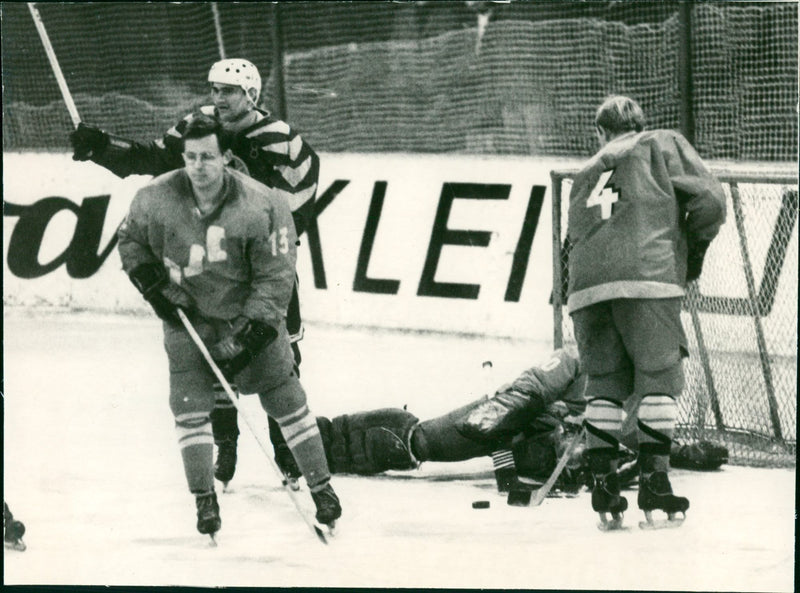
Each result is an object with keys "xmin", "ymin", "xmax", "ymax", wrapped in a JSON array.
[{"xmin": 550, "ymin": 166, "xmax": 798, "ymax": 468}]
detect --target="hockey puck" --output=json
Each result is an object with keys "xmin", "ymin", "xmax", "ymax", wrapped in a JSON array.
[{"xmin": 472, "ymin": 500, "xmax": 490, "ymax": 509}]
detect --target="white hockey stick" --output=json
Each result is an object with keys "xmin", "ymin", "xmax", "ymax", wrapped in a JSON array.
[
  {"xmin": 177, "ymin": 310, "xmax": 328, "ymax": 545},
  {"xmin": 28, "ymin": 3, "xmax": 81, "ymax": 128},
  {"xmin": 528, "ymin": 426, "xmax": 586, "ymax": 507}
]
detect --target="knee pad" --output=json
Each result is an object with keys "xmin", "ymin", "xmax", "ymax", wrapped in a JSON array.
[{"xmin": 413, "ymin": 399, "xmax": 496, "ymax": 462}]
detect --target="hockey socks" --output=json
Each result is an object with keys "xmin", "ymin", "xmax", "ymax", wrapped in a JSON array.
[{"xmin": 175, "ymin": 412, "xmax": 215, "ymax": 494}]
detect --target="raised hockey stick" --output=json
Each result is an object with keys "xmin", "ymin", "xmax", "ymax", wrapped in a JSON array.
[
  {"xmin": 177, "ymin": 310, "xmax": 328, "ymax": 545},
  {"xmin": 28, "ymin": 3, "xmax": 81, "ymax": 128},
  {"xmin": 528, "ymin": 426, "xmax": 586, "ymax": 507}
]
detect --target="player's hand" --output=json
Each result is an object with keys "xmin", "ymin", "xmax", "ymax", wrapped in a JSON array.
[
  {"xmin": 686, "ymin": 240, "xmax": 710, "ymax": 283},
  {"xmin": 70, "ymin": 122, "xmax": 109, "ymax": 161},
  {"xmin": 128, "ymin": 262, "xmax": 189, "ymax": 324},
  {"xmin": 210, "ymin": 317, "xmax": 278, "ymax": 380}
]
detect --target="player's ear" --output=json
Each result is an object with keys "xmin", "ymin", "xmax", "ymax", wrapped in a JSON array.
[{"xmin": 222, "ymin": 149, "xmax": 233, "ymax": 165}]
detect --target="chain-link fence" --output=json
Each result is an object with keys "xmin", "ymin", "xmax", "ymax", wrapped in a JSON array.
[{"xmin": 3, "ymin": 1, "xmax": 797, "ymax": 159}]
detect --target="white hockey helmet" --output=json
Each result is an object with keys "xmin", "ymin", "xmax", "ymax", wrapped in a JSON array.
[{"xmin": 208, "ymin": 59, "xmax": 262, "ymax": 105}]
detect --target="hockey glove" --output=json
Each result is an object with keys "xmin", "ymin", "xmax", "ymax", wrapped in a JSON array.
[
  {"xmin": 128, "ymin": 262, "xmax": 182, "ymax": 323},
  {"xmin": 209, "ymin": 317, "xmax": 278, "ymax": 380},
  {"xmin": 69, "ymin": 123, "xmax": 110, "ymax": 161},
  {"xmin": 686, "ymin": 240, "xmax": 711, "ymax": 283}
]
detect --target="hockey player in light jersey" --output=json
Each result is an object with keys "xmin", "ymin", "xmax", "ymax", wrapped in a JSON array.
[
  {"xmin": 116, "ymin": 115, "xmax": 340, "ymax": 538},
  {"xmin": 70, "ymin": 59, "xmax": 315, "ymax": 489},
  {"xmin": 566, "ymin": 95, "xmax": 726, "ymax": 529}
]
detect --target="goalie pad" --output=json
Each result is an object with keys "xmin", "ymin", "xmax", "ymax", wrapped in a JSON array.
[
  {"xmin": 457, "ymin": 389, "xmax": 545, "ymax": 442},
  {"xmin": 316, "ymin": 409, "xmax": 420, "ymax": 475}
]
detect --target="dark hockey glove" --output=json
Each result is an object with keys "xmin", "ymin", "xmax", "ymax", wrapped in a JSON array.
[
  {"xmin": 669, "ymin": 440, "xmax": 728, "ymax": 470},
  {"xmin": 69, "ymin": 123, "xmax": 110, "ymax": 161},
  {"xmin": 686, "ymin": 240, "xmax": 711, "ymax": 283},
  {"xmin": 209, "ymin": 317, "xmax": 278, "ymax": 380},
  {"xmin": 128, "ymin": 263, "xmax": 182, "ymax": 323}
]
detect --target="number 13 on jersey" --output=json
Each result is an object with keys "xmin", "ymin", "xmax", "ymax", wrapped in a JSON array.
[
  {"xmin": 586, "ymin": 170, "xmax": 619, "ymax": 219},
  {"xmin": 165, "ymin": 224, "xmax": 291, "ymax": 283}
]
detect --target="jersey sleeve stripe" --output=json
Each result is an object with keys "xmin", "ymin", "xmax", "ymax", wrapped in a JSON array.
[{"xmin": 276, "ymin": 155, "xmax": 314, "ymax": 188}]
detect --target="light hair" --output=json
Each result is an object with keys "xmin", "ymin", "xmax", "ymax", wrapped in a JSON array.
[{"xmin": 595, "ymin": 95, "xmax": 645, "ymax": 135}]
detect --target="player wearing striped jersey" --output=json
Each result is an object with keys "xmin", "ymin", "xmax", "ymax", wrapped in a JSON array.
[
  {"xmin": 567, "ymin": 95, "xmax": 726, "ymax": 529},
  {"xmin": 116, "ymin": 115, "xmax": 340, "ymax": 537},
  {"xmin": 70, "ymin": 59, "xmax": 317, "ymax": 487}
]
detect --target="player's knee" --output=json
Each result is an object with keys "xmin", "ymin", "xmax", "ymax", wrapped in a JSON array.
[
  {"xmin": 634, "ymin": 363, "xmax": 684, "ymax": 398},
  {"xmin": 257, "ymin": 373, "xmax": 307, "ymax": 418},
  {"xmin": 174, "ymin": 412, "xmax": 213, "ymax": 449}
]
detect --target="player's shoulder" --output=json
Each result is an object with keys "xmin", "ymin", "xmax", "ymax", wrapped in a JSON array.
[
  {"xmin": 247, "ymin": 111, "xmax": 296, "ymax": 138},
  {"xmin": 637, "ymin": 128, "xmax": 688, "ymax": 149},
  {"xmin": 137, "ymin": 169, "xmax": 184, "ymax": 197},
  {"xmin": 228, "ymin": 169, "xmax": 289, "ymax": 210}
]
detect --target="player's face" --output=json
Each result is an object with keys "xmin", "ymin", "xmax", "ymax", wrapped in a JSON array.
[
  {"xmin": 182, "ymin": 134, "xmax": 229, "ymax": 191},
  {"xmin": 210, "ymin": 83, "xmax": 252, "ymax": 123}
]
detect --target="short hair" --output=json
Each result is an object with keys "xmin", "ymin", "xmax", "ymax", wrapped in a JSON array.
[
  {"xmin": 595, "ymin": 95, "xmax": 645, "ymax": 135},
  {"xmin": 181, "ymin": 113, "xmax": 232, "ymax": 153}
]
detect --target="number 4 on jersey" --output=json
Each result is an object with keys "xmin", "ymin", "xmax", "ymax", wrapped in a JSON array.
[{"xmin": 586, "ymin": 170, "xmax": 619, "ymax": 219}]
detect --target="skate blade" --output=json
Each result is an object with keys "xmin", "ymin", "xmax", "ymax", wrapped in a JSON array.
[
  {"xmin": 207, "ymin": 533, "xmax": 219, "ymax": 547},
  {"xmin": 639, "ymin": 511, "xmax": 686, "ymax": 530},
  {"xmin": 597, "ymin": 512, "xmax": 627, "ymax": 532},
  {"xmin": 312, "ymin": 524, "xmax": 330, "ymax": 544},
  {"xmin": 282, "ymin": 476, "xmax": 301, "ymax": 491},
  {"xmin": 4, "ymin": 538, "xmax": 26, "ymax": 552}
]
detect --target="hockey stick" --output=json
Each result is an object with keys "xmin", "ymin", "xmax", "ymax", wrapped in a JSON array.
[
  {"xmin": 528, "ymin": 426, "xmax": 586, "ymax": 507},
  {"xmin": 28, "ymin": 3, "xmax": 81, "ymax": 128},
  {"xmin": 177, "ymin": 310, "xmax": 328, "ymax": 545}
]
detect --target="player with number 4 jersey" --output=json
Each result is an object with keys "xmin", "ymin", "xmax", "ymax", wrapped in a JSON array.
[
  {"xmin": 567, "ymin": 122, "xmax": 726, "ymax": 312},
  {"xmin": 567, "ymin": 95, "xmax": 726, "ymax": 530}
]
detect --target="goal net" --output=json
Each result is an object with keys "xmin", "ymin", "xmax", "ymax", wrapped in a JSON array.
[{"xmin": 551, "ymin": 166, "xmax": 797, "ymax": 468}]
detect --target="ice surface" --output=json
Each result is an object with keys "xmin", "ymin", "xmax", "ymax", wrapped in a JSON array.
[{"xmin": 3, "ymin": 310, "xmax": 795, "ymax": 590}]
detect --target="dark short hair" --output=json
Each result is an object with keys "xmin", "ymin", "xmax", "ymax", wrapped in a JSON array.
[{"xmin": 181, "ymin": 113, "xmax": 233, "ymax": 153}]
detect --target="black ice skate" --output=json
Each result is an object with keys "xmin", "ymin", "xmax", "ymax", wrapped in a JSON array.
[
  {"xmin": 311, "ymin": 483, "xmax": 341, "ymax": 530},
  {"xmin": 195, "ymin": 491, "xmax": 221, "ymax": 541},
  {"xmin": 214, "ymin": 440, "xmax": 237, "ymax": 488},
  {"xmin": 275, "ymin": 444, "xmax": 302, "ymax": 492},
  {"xmin": 4, "ymin": 502, "xmax": 26, "ymax": 551},
  {"xmin": 592, "ymin": 472, "xmax": 628, "ymax": 531},
  {"xmin": 638, "ymin": 471, "xmax": 689, "ymax": 529}
]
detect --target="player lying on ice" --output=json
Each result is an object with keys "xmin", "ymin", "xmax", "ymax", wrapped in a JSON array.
[{"xmin": 282, "ymin": 346, "xmax": 728, "ymax": 497}]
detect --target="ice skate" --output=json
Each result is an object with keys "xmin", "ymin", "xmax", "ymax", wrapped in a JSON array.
[
  {"xmin": 592, "ymin": 472, "xmax": 628, "ymax": 531},
  {"xmin": 4, "ymin": 502, "xmax": 26, "ymax": 551},
  {"xmin": 214, "ymin": 439, "xmax": 237, "ymax": 489},
  {"xmin": 275, "ymin": 443, "xmax": 302, "ymax": 491},
  {"xmin": 638, "ymin": 471, "xmax": 689, "ymax": 529},
  {"xmin": 195, "ymin": 491, "xmax": 221, "ymax": 542},
  {"xmin": 311, "ymin": 483, "xmax": 341, "ymax": 531}
]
